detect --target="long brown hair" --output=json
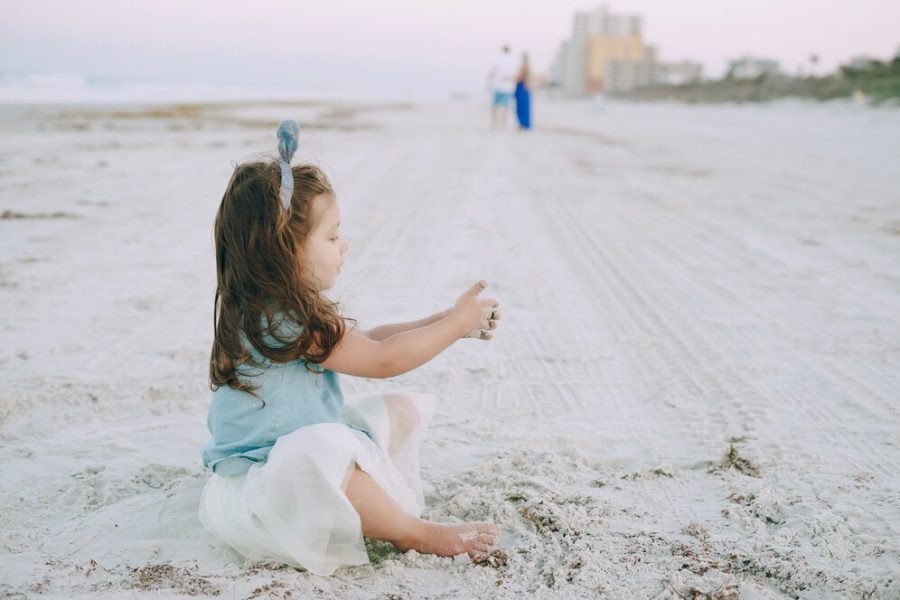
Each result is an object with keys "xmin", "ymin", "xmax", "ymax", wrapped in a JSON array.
[{"xmin": 209, "ymin": 161, "xmax": 347, "ymax": 393}]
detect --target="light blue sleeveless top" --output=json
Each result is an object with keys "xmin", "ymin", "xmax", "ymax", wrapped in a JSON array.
[{"xmin": 202, "ymin": 320, "xmax": 355, "ymax": 476}]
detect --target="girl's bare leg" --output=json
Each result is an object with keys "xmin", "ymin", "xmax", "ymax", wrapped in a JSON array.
[{"xmin": 344, "ymin": 466, "xmax": 500, "ymax": 558}]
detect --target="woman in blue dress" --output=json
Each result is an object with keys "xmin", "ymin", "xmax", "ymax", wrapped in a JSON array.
[{"xmin": 514, "ymin": 53, "xmax": 532, "ymax": 130}]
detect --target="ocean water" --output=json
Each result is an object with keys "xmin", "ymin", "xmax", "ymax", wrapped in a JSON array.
[{"xmin": 0, "ymin": 71, "xmax": 407, "ymax": 105}]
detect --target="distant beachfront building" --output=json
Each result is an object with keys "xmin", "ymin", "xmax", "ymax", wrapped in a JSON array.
[
  {"xmin": 606, "ymin": 56, "xmax": 703, "ymax": 91},
  {"xmin": 848, "ymin": 48, "xmax": 900, "ymax": 70},
  {"xmin": 662, "ymin": 61, "xmax": 704, "ymax": 85},
  {"xmin": 849, "ymin": 56, "xmax": 880, "ymax": 70},
  {"xmin": 550, "ymin": 6, "xmax": 642, "ymax": 94},
  {"xmin": 549, "ymin": 4, "xmax": 702, "ymax": 95},
  {"xmin": 727, "ymin": 57, "xmax": 780, "ymax": 79}
]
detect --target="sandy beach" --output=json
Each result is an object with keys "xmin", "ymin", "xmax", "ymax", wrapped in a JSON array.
[{"xmin": 1, "ymin": 97, "xmax": 899, "ymax": 599}]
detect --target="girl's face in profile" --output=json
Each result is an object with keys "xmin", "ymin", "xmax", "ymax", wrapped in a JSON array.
[{"xmin": 303, "ymin": 193, "xmax": 348, "ymax": 291}]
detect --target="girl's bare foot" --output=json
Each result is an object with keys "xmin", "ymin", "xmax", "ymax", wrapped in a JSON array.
[
  {"xmin": 344, "ymin": 467, "xmax": 500, "ymax": 560},
  {"xmin": 397, "ymin": 520, "xmax": 501, "ymax": 559}
]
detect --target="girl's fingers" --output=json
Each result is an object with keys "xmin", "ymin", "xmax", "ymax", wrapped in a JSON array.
[
  {"xmin": 470, "ymin": 280, "xmax": 487, "ymax": 295},
  {"xmin": 479, "ymin": 331, "xmax": 493, "ymax": 341}
]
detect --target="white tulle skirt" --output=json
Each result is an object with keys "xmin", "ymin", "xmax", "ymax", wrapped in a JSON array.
[{"xmin": 199, "ymin": 392, "xmax": 435, "ymax": 575}]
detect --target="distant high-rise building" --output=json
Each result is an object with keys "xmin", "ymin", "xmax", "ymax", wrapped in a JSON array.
[
  {"xmin": 550, "ymin": 4, "xmax": 701, "ymax": 94},
  {"xmin": 586, "ymin": 34, "xmax": 647, "ymax": 91}
]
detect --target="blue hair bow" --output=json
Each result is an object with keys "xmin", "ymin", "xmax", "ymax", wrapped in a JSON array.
[{"xmin": 276, "ymin": 120, "xmax": 300, "ymax": 210}]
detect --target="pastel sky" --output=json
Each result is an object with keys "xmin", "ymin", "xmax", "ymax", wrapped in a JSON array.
[{"xmin": 1, "ymin": 0, "xmax": 898, "ymax": 97}]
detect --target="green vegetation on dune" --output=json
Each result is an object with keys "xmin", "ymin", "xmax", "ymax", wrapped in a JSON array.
[{"xmin": 621, "ymin": 57, "xmax": 900, "ymax": 105}]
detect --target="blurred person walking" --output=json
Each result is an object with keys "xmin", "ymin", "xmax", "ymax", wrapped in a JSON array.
[
  {"xmin": 514, "ymin": 53, "xmax": 532, "ymax": 130},
  {"xmin": 487, "ymin": 45, "xmax": 517, "ymax": 129}
]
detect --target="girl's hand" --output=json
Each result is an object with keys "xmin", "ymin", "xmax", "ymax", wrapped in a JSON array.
[
  {"xmin": 463, "ymin": 302, "xmax": 501, "ymax": 340},
  {"xmin": 453, "ymin": 280, "xmax": 500, "ymax": 340}
]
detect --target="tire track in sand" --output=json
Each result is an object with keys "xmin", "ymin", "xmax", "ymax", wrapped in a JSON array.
[{"xmin": 504, "ymin": 134, "xmax": 703, "ymax": 527}]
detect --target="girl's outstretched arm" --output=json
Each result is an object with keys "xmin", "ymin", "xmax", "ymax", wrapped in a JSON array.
[
  {"xmin": 363, "ymin": 308, "xmax": 451, "ymax": 341},
  {"xmin": 321, "ymin": 281, "xmax": 496, "ymax": 379}
]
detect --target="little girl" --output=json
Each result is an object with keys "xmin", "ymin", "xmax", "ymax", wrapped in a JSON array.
[{"xmin": 199, "ymin": 121, "xmax": 502, "ymax": 576}]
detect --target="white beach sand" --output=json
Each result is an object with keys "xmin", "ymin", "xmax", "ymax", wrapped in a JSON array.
[{"xmin": 1, "ymin": 97, "xmax": 899, "ymax": 599}]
